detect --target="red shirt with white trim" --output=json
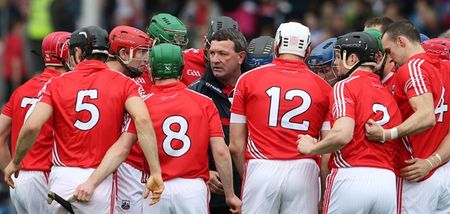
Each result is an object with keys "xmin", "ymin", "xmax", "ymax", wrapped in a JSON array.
[
  {"xmin": 40, "ymin": 60, "xmax": 141, "ymax": 168},
  {"xmin": 1, "ymin": 68, "xmax": 62, "ymax": 171},
  {"xmin": 394, "ymin": 53, "xmax": 448, "ymax": 158},
  {"xmin": 231, "ymin": 58, "xmax": 331, "ymax": 161},
  {"xmin": 329, "ymin": 70, "xmax": 409, "ymax": 174},
  {"xmin": 381, "ymin": 67, "xmax": 397, "ymax": 95},
  {"xmin": 181, "ymin": 48, "xmax": 206, "ymax": 86},
  {"xmin": 125, "ymin": 82, "xmax": 224, "ymax": 181}
]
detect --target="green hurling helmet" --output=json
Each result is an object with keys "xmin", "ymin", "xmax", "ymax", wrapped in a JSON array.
[
  {"xmin": 364, "ymin": 29, "xmax": 384, "ymax": 53},
  {"xmin": 150, "ymin": 43, "xmax": 183, "ymax": 79},
  {"xmin": 147, "ymin": 13, "xmax": 188, "ymax": 47}
]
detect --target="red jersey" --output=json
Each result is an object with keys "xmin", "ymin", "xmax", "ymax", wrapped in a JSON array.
[
  {"xmin": 2, "ymin": 32, "xmax": 26, "ymax": 79},
  {"xmin": 231, "ymin": 58, "xmax": 331, "ymax": 161},
  {"xmin": 40, "ymin": 60, "xmax": 141, "ymax": 168},
  {"xmin": 393, "ymin": 53, "xmax": 448, "ymax": 162},
  {"xmin": 125, "ymin": 82, "xmax": 224, "ymax": 181},
  {"xmin": 1, "ymin": 68, "xmax": 62, "ymax": 171},
  {"xmin": 329, "ymin": 70, "xmax": 409, "ymax": 174},
  {"xmin": 382, "ymin": 67, "xmax": 397, "ymax": 95},
  {"xmin": 181, "ymin": 48, "xmax": 206, "ymax": 86},
  {"xmin": 133, "ymin": 71, "xmax": 152, "ymax": 94}
]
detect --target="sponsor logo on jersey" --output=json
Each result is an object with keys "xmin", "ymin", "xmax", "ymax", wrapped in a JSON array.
[{"xmin": 121, "ymin": 200, "xmax": 130, "ymax": 210}]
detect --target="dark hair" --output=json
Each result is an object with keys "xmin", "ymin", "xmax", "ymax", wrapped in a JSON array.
[
  {"xmin": 364, "ymin": 16, "xmax": 394, "ymax": 32},
  {"xmin": 210, "ymin": 28, "xmax": 248, "ymax": 53},
  {"xmin": 382, "ymin": 20, "xmax": 420, "ymax": 43}
]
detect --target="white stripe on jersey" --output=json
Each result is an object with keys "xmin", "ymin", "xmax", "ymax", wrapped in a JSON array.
[
  {"xmin": 333, "ymin": 76, "xmax": 359, "ymax": 118},
  {"xmin": 52, "ymin": 140, "xmax": 66, "ymax": 166},
  {"xmin": 406, "ymin": 59, "xmax": 427, "ymax": 95},
  {"xmin": 247, "ymin": 137, "xmax": 268, "ymax": 159}
]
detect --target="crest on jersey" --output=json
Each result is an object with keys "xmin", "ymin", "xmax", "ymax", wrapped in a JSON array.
[{"xmin": 121, "ymin": 200, "xmax": 130, "ymax": 210}]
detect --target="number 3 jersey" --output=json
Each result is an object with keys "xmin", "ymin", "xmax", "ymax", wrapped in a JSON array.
[
  {"xmin": 1, "ymin": 68, "xmax": 62, "ymax": 171},
  {"xmin": 125, "ymin": 82, "xmax": 224, "ymax": 181},
  {"xmin": 39, "ymin": 60, "xmax": 141, "ymax": 168},
  {"xmin": 330, "ymin": 70, "xmax": 409, "ymax": 174},
  {"xmin": 231, "ymin": 58, "xmax": 331, "ymax": 161}
]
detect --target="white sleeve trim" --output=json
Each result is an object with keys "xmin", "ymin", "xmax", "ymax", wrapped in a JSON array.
[
  {"xmin": 230, "ymin": 113, "xmax": 247, "ymax": 124},
  {"xmin": 321, "ymin": 121, "xmax": 331, "ymax": 131}
]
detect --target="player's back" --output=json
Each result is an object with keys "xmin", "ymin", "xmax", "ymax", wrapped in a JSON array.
[
  {"xmin": 393, "ymin": 53, "xmax": 448, "ymax": 161},
  {"xmin": 3, "ymin": 68, "xmax": 61, "ymax": 171},
  {"xmin": 143, "ymin": 82, "xmax": 223, "ymax": 181},
  {"xmin": 232, "ymin": 58, "xmax": 331, "ymax": 161},
  {"xmin": 41, "ymin": 60, "xmax": 140, "ymax": 168},
  {"xmin": 329, "ymin": 71, "xmax": 407, "ymax": 173}
]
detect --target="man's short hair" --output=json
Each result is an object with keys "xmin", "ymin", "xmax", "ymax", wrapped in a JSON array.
[
  {"xmin": 364, "ymin": 16, "xmax": 394, "ymax": 32},
  {"xmin": 382, "ymin": 20, "xmax": 420, "ymax": 44},
  {"xmin": 210, "ymin": 28, "xmax": 248, "ymax": 53}
]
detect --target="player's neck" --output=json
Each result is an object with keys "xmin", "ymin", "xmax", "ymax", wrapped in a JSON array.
[
  {"xmin": 406, "ymin": 45, "xmax": 426, "ymax": 59},
  {"xmin": 106, "ymin": 61, "xmax": 125, "ymax": 74},
  {"xmin": 154, "ymin": 78, "xmax": 179, "ymax": 85},
  {"xmin": 46, "ymin": 66, "xmax": 67, "ymax": 73},
  {"xmin": 278, "ymin": 54, "xmax": 304, "ymax": 61}
]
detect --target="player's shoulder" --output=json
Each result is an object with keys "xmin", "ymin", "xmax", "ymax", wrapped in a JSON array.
[
  {"xmin": 238, "ymin": 63, "xmax": 276, "ymax": 82},
  {"xmin": 184, "ymin": 88, "xmax": 214, "ymax": 103}
]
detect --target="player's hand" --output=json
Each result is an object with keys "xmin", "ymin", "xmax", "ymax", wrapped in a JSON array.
[
  {"xmin": 401, "ymin": 158, "xmax": 433, "ymax": 182},
  {"xmin": 4, "ymin": 161, "xmax": 21, "ymax": 188},
  {"xmin": 143, "ymin": 174, "xmax": 164, "ymax": 205},
  {"xmin": 297, "ymin": 134, "xmax": 317, "ymax": 155},
  {"xmin": 225, "ymin": 194, "xmax": 242, "ymax": 214},
  {"xmin": 207, "ymin": 170, "xmax": 224, "ymax": 195},
  {"xmin": 365, "ymin": 119, "xmax": 385, "ymax": 142},
  {"xmin": 74, "ymin": 180, "xmax": 96, "ymax": 202}
]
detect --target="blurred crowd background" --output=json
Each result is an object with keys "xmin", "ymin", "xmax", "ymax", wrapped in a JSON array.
[{"xmin": 0, "ymin": 0, "xmax": 449, "ymax": 213}]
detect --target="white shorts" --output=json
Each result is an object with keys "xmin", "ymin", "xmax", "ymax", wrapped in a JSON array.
[
  {"xmin": 10, "ymin": 170, "xmax": 49, "ymax": 214},
  {"xmin": 401, "ymin": 160, "xmax": 450, "ymax": 214},
  {"xmin": 142, "ymin": 178, "xmax": 208, "ymax": 214},
  {"xmin": 242, "ymin": 159, "xmax": 320, "ymax": 214},
  {"xmin": 323, "ymin": 167, "xmax": 396, "ymax": 214},
  {"xmin": 48, "ymin": 166, "xmax": 116, "ymax": 214},
  {"xmin": 115, "ymin": 162, "xmax": 145, "ymax": 214},
  {"xmin": 437, "ymin": 161, "xmax": 450, "ymax": 214}
]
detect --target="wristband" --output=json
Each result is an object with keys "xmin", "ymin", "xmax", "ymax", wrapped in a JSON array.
[
  {"xmin": 426, "ymin": 158, "xmax": 434, "ymax": 169},
  {"xmin": 434, "ymin": 153, "xmax": 442, "ymax": 164},
  {"xmin": 390, "ymin": 127, "xmax": 398, "ymax": 140}
]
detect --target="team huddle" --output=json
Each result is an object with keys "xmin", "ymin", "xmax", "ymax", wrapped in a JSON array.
[{"xmin": 0, "ymin": 11, "xmax": 449, "ymax": 214}]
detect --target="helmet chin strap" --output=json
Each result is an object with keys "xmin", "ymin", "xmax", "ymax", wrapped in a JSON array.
[
  {"xmin": 116, "ymin": 48, "xmax": 143, "ymax": 78},
  {"xmin": 339, "ymin": 50, "xmax": 364, "ymax": 80}
]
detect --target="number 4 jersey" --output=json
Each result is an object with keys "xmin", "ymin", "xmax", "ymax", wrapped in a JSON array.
[
  {"xmin": 1, "ymin": 68, "xmax": 62, "ymax": 171},
  {"xmin": 124, "ymin": 82, "xmax": 224, "ymax": 181},
  {"xmin": 39, "ymin": 60, "xmax": 141, "ymax": 168},
  {"xmin": 231, "ymin": 58, "xmax": 331, "ymax": 161}
]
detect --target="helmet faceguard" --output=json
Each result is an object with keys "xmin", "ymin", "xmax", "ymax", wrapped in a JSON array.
[{"xmin": 244, "ymin": 36, "xmax": 275, "ymax": 71}]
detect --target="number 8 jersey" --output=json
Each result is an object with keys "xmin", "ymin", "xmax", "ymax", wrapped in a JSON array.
[
  {"xmin": 231, "ymin": 58, "xmax": 331, "ymax": 161},
  {"xmin": 125, "ymin": 82, "xmax": 224, "ymax": 181}
]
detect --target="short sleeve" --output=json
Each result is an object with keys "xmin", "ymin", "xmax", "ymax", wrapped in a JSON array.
[
  {"xmin": 331, "ymin": 81, "xmax": 355, "ymax": 121},
  {"xmin": 397, "ymin": 59, "xmax": 432, "ymax": 99},
  {"xmin": 230, "ymin": 75, "xmax": 247, "ymax": 115},
  {"xmin": 1, "ymin": 97, "xmax": 13, "ymax": 117},
  {"xmin": 39, "ymin": 79, "xmax": 54, "ymax": 107},
  {"xmin": 206, "ymin": 101, "xmax": 225, "ymax": 138}
]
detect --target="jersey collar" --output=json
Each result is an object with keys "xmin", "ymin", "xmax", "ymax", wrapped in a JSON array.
[
  {"xmin": 151, "ymin": 81, "xmax": 186, "ymax": 93},
  {"xmin": 272, "ymin": 57, "xmax": 308, "ymax": 69}
]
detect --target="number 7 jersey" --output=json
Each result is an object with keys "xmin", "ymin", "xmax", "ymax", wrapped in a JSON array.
[{"xmin": 231, "ymin": 58, "xmax": 331, "ymax": 161}]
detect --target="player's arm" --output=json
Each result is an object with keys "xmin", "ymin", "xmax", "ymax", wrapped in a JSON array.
[
  {"xmin": 401, "ymin": 123, "xmax": 450, "ymax": 182},
  {"xmin": 74, "ymin": 132, "xmax": 137, "ymax": 201},
  {"xmin": 229, "ymin": 117, "xmax": 248, "ymax": 176},
  {"xmin": 0, "ymin": 114, "xmax": 12, "ymax": 172},
  {"xmin": 4, "ymin": 102, "xmax": 52, "ymax": 188},
  {"xmin": 318, "ymin": 129, "xmax": 331, "ymax": 208},
  {"xmin": 366, "ymin": 93, "xmax": 435, "ymax": 141},
  {"xmin": 297, "ymin": 117, "xmax": 355, "ymax": 155},
  {"xmin": 125, "ymin": 96, "xmax": 164, "ymax": 205},
  {"xmin": 210, "ymin": 136, "xmax": 242, "ymax": 213}
]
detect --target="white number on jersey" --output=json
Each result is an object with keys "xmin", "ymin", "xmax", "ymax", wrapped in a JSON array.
[
  {"xmin": 435, "ymin": 86, "xmax": 448, "ymax": 123},
  {"xmin": 162, "ymin": 116, "xmax": 191, "ymax": 157},
  {"xmin": 21, "ymin": 97, "xmax": 39, "ymax": 122},
  {"xmin": 372, "ymin": 103, "xmax": 391, "ymax": 126},
  {"xmin": 266, "ymin": 87, "xmax": 311, "ymax": 131},
  {"xmin": 74, "ymin": 89, "xmax": 100, "ymax": 130}
]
